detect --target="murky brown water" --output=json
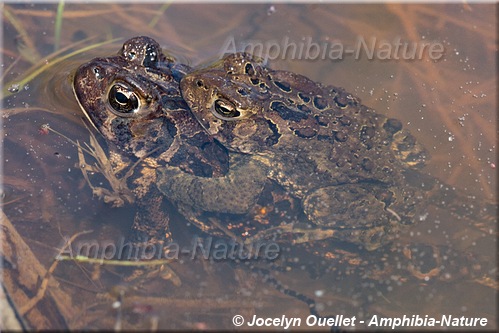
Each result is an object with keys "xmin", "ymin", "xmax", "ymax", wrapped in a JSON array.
[{"xmin": 2, "ymin": 3, "xmax": 496, "ymax": 330}]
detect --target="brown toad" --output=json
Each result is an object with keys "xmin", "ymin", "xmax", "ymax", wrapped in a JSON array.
[
  {"xmin": 157, "ymin": 52, "xmax": 495, "ymax": 251},
  {"xmin": 73, "ymin": 36, "xmax": 230, "ymax": 245},
  {"xmin": 73, "ymin": 37, "xmax": 301, "ymax": 247}
]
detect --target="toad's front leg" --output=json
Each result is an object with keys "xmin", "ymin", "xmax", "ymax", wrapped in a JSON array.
[{"xmin": 157, "ymin": 154, "xmax": 268, "ymax": 215}]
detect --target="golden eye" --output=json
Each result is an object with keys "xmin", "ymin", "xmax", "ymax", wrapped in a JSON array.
[
  {"xmin": 214, "ymin": 99, "xmax": 240, "ymax": 118},
  {"xmin": 108, "ymin": 83, "xmax": 139, "ymax": 115}
]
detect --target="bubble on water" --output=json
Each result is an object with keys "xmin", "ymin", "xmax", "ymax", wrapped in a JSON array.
[
  {"xmin": 314, "ymin": 290, "xmax": 324, "ymax": 297},
  {"xmin": 419, "ymin": 212, "xmax": 428, "ymax": 221},
  {"xmin": 315, "ymin": 302, "xmax": 325, "ymax": 312},
  {"xmin": 8, "ymin": 84, "xmax": 20, "ymax": 93},
  {"xmin": 458, "ymin": 115, "xmax": 467, "ymax": 127}
]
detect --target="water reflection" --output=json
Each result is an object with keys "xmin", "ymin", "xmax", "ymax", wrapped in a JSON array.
[{"xmin": 1, "ymin": 3, "xmax": 496, "ymax": 330}]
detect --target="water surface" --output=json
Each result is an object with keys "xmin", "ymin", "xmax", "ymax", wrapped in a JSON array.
[{"xmin": 1, "ymin": 3, "xmax": 496, "ymax": 330}]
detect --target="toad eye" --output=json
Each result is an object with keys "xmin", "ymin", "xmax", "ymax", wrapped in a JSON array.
[
  {"xmin": 213, "ymin": 99, "xmax": 241, "ymax": 119},
  {"xmin": 108, "ymin": 83, "xmax": 139, "ymax": 115}
]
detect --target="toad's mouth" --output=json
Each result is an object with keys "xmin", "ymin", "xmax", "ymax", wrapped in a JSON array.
[{"xmin": 72, "ymin": 72, "xmax": 100, "ymax": 133}]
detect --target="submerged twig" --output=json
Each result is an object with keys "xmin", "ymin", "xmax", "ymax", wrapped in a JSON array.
[
  {"xmin": 148, "ymin": 1, "xmax": 172, "ymax": 28},
  {"xmin": 2, "ymin": 37, "xmax": 120, "ymax": 99},
  {"xmin": 19, "ymin": 230, "xmax": 94, "ymax": 316},
  {"xmin": 56, "ymin": 255, "xmax": 173, "ymax": 267},
  {"xmin": 54, "ymin": 0, "xmax": 65, "ymax": 52},
  {"xmin": 36, "ymin": 123, "xmax": 135, "ymax": 207},
  {"xmin": 3, "ymin": 6, "xmax": 41, "ymax": 63}
]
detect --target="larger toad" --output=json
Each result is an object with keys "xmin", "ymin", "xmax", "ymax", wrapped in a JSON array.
[{"xmin": 157, "ymin": 52, "xmax": 495, "ymax": 251}]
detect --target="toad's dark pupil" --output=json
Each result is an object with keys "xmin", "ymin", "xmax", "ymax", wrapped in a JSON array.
[
  {"xmin": 115, "ymin": 91, "xmax": 128, "ymax": 104},
  {"xmin": 109, "ymin": 84, "xmax": 139, "ymax": 113},
  {"xmin": 214, "ymin": 99, "xmax": 240, "ymax": 118}
]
